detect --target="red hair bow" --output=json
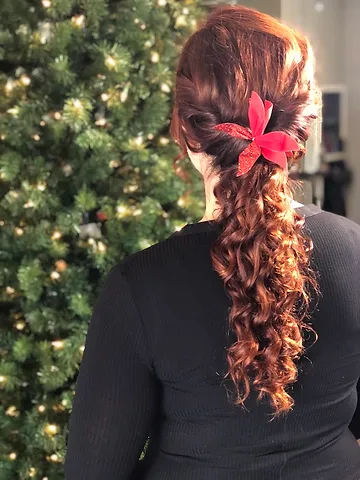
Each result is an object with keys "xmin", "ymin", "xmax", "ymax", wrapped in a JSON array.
[{"xmin": 213, "ymin": 92, "xmax": 300, "ymax": 177}]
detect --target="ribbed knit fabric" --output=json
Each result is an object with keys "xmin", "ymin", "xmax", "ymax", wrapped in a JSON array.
[{"xmin": 65, "ymin": 205, "xmax": 360, "ymax": 480}]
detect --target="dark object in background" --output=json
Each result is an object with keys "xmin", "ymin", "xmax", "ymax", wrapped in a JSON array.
[{"xmin": 323, "ymin": 160, "xmax": 352, "ymax": 217}]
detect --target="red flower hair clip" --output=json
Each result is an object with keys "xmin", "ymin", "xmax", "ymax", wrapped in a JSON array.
[{"xmin": 213, "ymin": 92, "xmax": 300, "ymax": 177}]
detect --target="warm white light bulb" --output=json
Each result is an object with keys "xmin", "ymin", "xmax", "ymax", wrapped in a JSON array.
[
  {"xmin": 151, "ymin": 52, "xmax": 160, "ymax": 63},
  {"xmin": 51, "ymin": 340, "xmax": 64, "ymax": 349},
  {"xmin": 51, "ymin": 230, "xmax": 62, "ymax": 240},
  {"xmin": 20, "ymin": 75, "xmax": 31, "ymax": 86},
  {"xmin": 50, "ymin": 271, "xmax": 60, "ymax": 281},
  {"xmin": 105, "ymin": 56, "xmax": 116, "ymax": 68},
  {"xmin": 97, "ymin": 241, "xmax": 107, "ymax": 253}
]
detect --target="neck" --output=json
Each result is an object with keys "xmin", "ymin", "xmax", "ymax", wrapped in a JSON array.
[{"xmin": 199, "ymin": 174, "xmax": 220, "ymax": 222}]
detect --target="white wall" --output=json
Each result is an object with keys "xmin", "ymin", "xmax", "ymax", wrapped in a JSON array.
[
  {"xmin": 344, "ymin": 0, "xmax": 360, "ymax": 224},
  {"xmin": 281, "ymin": 0, "xmax": 345, "ymax": 86},
  {"xmin": 240, "ymin": 0, "xmax": 281, "ymax": 17}
]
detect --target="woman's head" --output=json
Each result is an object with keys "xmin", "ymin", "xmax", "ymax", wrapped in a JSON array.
[
  {"xmin": 171, "ymin": 4, "xmax": 318, "ymax": 173},
  {"xmin": 171, "ymin": 5, "xmax": 319, "ymax": 415}
]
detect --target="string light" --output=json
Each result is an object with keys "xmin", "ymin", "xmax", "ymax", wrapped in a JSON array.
[
  {"xmin": 29, "ymin": 467, "xmax": 36, "ymax": 477},
  {"xmin": 79, "ymin": 345, "xmax": 85, "ymax": 354},
  {"xmin": 62, "ymin": 164, "xmax": 73, "ymax": 176},
  {"xmin": 124, "ymin": 184, "xmax": 138, "ymax": 193},
  {"xmin": 37, "ymin": 182, "xmax": 46, "ymax": 191},
  {"xmin": 178, "ymin": 196, "xmax": 186, "ymax": 207},
  {"xmin": 50, "ymin": 453, "xmax": 59, "ymax": 462},
  {"xmin": 109, "ymin": 160, "xmax": 119, "ymax": 168},
  {"xmin": 5, "ymin": 79, "xmax": 15, "ymax": 93},
  {"xmin": 175, "ymin": 15, "xmax": 187, "ymax": 28},
  {"xmin": 116, "ymin": 204, "xmax": 132, "ymax": 219},
  {"xmin": 135, "ymin": 135, "xmax": 143, "ymax": 146},
  {"xmin": 37, "ymin": 405, "xmax": 46, "ymax": 413},
  {"xmin": 134, "ymin": 18, "xmax": 140, "ymax": 24},
  {"xmin": 41, "ymin": 0, "xmax": 51, "ymax": 7},
  {"xmin": 44, "ymin": 423, "xmax": 58, "ymax": 436},
  {"xmin": 6, "ymin": 287, "xmax": 15, "ymax": 295},
  {"xmin": 73, "ymin": 99, "xmax": 83, "ymax": 111},
  {"xmin": 24, "ymin": 200, "xmax": 35, "ymax": 209},
  {"xmin": 133, "ymin": 208, "xmax": 143, "ymax": 217},
  {"xmin": 53, "ymin": 111, "xmax": 62, "ymax": 120},
  {"xmin": 40, "ymin": 120, "xmax": 46, "ymax": 126},
  {"xmin": 159, "ymin": 136, "xmax": 169, "ymax": 146},
  {"xmin": 120, "ymin": 84, "xmax": 130, "ymax": 103},
  {"xmin": 9, "ymin": 452, "xmax": 17, "ymax": 461},
  {"xmin": 97, "ymin": 241, "xmax": 107, "ymax": 253},
  {"xmin": 101, "ymin": 93, "xmax": 110, "ymax": 102},
  {"xmin": 71, "ymin": 14, "xmax": 85, "ymax": 28},
  {"xmin": 38, "ymin": 21, "xmax": 53, "ymax": 44},
  {"xmin": 6, "ymin": 406, "xmax": 19, "ymax": 417},
  {"xmin": 161, "ymin": 83, "xmax": 171, "ymax": 93},
  {"xmin": 20, "ymin": 74, "xmax": 31, "ymax": 86},
  {"xmin": 32, "ymin": 134, "xmax": 40, "ymax": 141},
  {"xmin": 15, "ymin": 320, "xmax": 26, "ymax": 331},
  {"xmin": 140, "ymin": 24, "xmax": 146, "ymax": 30},
  {"xmin": 151, "ymin": 52, "xmax": 160, "ymax": 63},
  {"xmin": 51, "ymin": 230, "xmax": 62, "ymax": 240},
  {"xmin": 158, "ymin": 0, "xmax": 167, "ymax": 5},
  {"xmin": 0, "ymin": 375, "xmax": 7, "ymax": 384},
  {"xmin": 50, "ymin": 271, "xmax": 60, "ymax": 281},
  {"xmin": 144, "ymin": 40, "xmax": 152, "ymax": 49},
  {"xmin": 7, "ymin": 106, "xmax": 19, "ymax": 116},
  {"xmin": 95, "ymin": 117, "xmax": 107, "ymax": 126},
  {"xmin": 147, "ymin": 133, "xmax": 154, "ymax": 140},
  {"xmin": 15, "ymin": 227, "xmax": 24, "ymax": 236},
  {"xmin": 51, "ymin": 340, "xmax": 64, "ymax": 350},
  {"xmin": 105, "ymin": 56, "xmax": 116, "ymax": 69}
]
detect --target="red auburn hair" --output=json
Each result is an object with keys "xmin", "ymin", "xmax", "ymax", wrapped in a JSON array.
[{"xmin": 171, "ymin": 5, "xmax": 319, "ymax": 415}]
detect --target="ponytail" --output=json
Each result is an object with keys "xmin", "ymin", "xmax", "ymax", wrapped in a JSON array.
[{"xmin": 211, "ymin": 161, "xmax": 317, "ymax": 414}]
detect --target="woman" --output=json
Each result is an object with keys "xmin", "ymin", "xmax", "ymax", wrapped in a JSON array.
[{"xmin": 65, "ymin": 5, "xmax": 360, "ymax": 479}]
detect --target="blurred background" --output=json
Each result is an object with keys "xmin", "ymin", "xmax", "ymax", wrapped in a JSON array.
[{"xmin": 0, "ymin": 1, "xmax": 358, "ymax": 479}]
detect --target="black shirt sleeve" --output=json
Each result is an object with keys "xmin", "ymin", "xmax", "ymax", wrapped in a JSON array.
[{"xmin": 65, "ymin": 266, "xmax": 158, "ymax": 479}]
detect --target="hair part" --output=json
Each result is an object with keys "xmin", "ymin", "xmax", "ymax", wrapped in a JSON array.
[{"xmin": 171, "ymin": 5, "xmax": 319, "ymax": 415}]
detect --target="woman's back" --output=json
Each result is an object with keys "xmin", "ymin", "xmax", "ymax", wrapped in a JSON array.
[
  {"xmin": 65, "ymin": 5, "xmax": 360, "ymax": 479},
  {"xmin": 65, "ymin": 205, "xmax": 360, "ymax": 479}
]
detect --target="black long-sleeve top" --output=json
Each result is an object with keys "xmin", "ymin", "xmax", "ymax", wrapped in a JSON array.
[{"xmin": 65, "ymin": 204, "xmax": 360, "ymax": 480}]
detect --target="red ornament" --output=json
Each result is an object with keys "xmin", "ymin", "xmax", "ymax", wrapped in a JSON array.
[{"xmin": 96, "ymin": 211, "xmax": 108, "ymax": 222}]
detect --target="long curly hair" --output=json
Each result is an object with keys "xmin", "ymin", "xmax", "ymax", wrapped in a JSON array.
[{"xmin": 171, "ymin": 5, "xmax": 320, "ymax": 415}]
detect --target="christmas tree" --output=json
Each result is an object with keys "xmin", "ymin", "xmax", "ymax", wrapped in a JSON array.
[{"xmin": 0, "ymin": 1, "xmax": 203, "ymax": 478}]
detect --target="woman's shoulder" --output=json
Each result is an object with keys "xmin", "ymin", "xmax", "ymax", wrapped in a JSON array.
[
  {"xmin": 304, "ymin": 205, "xmax": 360, "ymax": 237},
  {"xmin": 118, "ymin": 226, "xmax": 206, "ymax": 283},
  {"xmin": 303, "ymin": 206, "xmax": 360, "ymax": 259}
]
